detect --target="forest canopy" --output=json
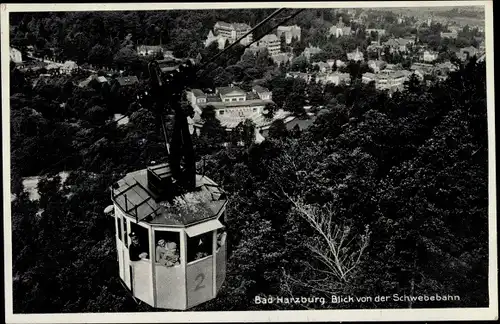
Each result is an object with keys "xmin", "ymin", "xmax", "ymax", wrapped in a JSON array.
[{"xmin": 10, "ymin": 54, "xmax": 489, "ymax": 312}]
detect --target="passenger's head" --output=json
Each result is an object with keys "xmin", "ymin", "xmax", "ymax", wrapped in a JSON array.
[
  {"xmin": 166, "ymin": 242, "xmax": 177, "ymax": 250},
  {"xmin": 129, "ymin": 232, "xmax": 139, "ymax": 244},
  {"xmin": 157, "ymin": 239, "xmax": 166, "ymax": 247}
]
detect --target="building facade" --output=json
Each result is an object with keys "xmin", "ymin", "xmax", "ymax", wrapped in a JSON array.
[
  {"xmin": 253, "ymin": 34, "xmax": 281, "ymax": 56},
  {"xmin": 383, "ymin": 38, "xmax": 415, "ymax": 53},
  {"xmin": 440, "ymin": 30, "xmax": 458, "ymax": 39},
  {"xmin": 277, "ymin": 25, "xmax": 301, "ymax": 44},
  {"xmin": 137, "ymin": 45, "xmax": 163, "ymax": 57},
  {"xmin": 205, "ymin": 31, "xmax": 228, "ymax": 50},
  {"xmin": 362, "ymin": 70, "xmax": 411, "ymax": 93},
  {"xmin": 213, "ymin": 21, "xmax": 253, "ymax": 45},
  {"xmin": 302, "ymin": 44, "xmax": 322, "ymax": 61},
  {"xmin": 286, "ymin": 71, "xmax": 314, "ymax": 84},
  {"xmin": 347, "ymin": 48, "xmax": 364, "ymax": 61},
  {"xmin": 459, "ymin": 46, "xmax": 479, "ymax": 61},
  {"xmin": 422, "ymin": 50, "xmax": 438, "ymax": 62},
  {"xmin": 329, "ymin": 17, "xmax": 352, "ymax": 38},
  {"xmin": 187, "ymin": 85, "xmax": 274, "ymax": 125},
  {"xmin": 368, "ymin": 59, "xmax": 387, "ymax": 73},
  {"xmin": 315, "ymin": 72, "xmax": 350, "ymax": 85},
  {"xmin": 366, "ymin": 28, "xmax": 386, "ymax": 37}
]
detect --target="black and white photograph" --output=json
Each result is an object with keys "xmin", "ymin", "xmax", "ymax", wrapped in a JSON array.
[{"xmin": 2, "ymin": 1, "xmax": 497, "ymax": 322}]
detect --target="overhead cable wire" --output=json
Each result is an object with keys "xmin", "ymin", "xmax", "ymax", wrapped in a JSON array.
[
  {"xmin": 198, "ymin": 8, "xmax": 306, "ymax": 76},
  {"xmin": 199, "ymin": 8, "xmax": 287, "ymax": 70}
]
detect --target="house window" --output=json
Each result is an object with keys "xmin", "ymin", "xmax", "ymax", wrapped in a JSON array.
[
  {"xmin": 232, "ymin": 98, "xmax": 237, "ymax": 102},
  {"xmin": 238, "ymin": 98, "xmax": 244, "ymax": 101},
  {"xmin": 117, "ymin": 215, "xmax": 123, "ymax": 242},
  {"xmin": 224, "ymin": 98, "xmax": 230, "ymax": 102},
  {"xmin": 253, "ymin": 107, "xmax": 257, "ymax": 112}
]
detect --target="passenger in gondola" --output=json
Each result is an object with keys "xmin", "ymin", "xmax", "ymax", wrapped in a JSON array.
[
  {"xmin": 129, "ymin": 232, "xmax": 148, "ymax": 261},
  {"xmin": 217, "ymin": 229, "xmax": 227, "ymax": 249},
  {"xmin": 156, "ymin": 239, "xmax": 169, "ymax": 266},
  {"xmin": 164, "ymin": 241, "xmax": 180, "ymax": 266}
]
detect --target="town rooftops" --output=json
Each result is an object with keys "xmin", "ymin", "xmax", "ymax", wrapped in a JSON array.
[
  {"xmin": 384, "ymin": 38, "xmax": 414, "ymax": 47},
  {"xmin": 116, "ymin": 75, "xmax": 139, "ymax": 86},
  {"xmin": 112, "ymin": 164, "xmax": 227, "ymax": 227}
]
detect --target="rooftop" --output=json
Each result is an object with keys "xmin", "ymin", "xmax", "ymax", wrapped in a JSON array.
[
  {"xmin": 216, "ymin": 86, "xmax": 246, "ymax": 96},
  {"xmin": 259, "ymin": 34, "xmax": 279, "ymax": 43},
  {"xmin": 192, "ymin": 89, "xmax": 206, "ymax": 97},
  {"xmin": 200, "ymin": 98, "xmax": 273, "ymax": 109},
  {"xmin": 112, "ymin": 164, "xmax": 226, "ymax": 227},
  {"xmin": 116, "ymin": 75, "xmax": 139, "ymax": 86},
  {"xmin": 252, "ymin": 85, "xmax": 270, "ymax": 93},
  {"xmin": 215, "ymin": 21, "xmax": 251, "ymax": 31}
]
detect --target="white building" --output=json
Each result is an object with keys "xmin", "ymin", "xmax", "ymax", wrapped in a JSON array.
[
  {"xmin": 253, "ymin": 34, "xmax": 281, "ymax": 56},
  {"xmin": 277, "ymin": 25, "xmax": 301, "ymax": 44},
  {"xmin": 347, "ymin": 48, "xmax": 364, "ymax": 61},
  {"xmin": 136, "ymin": 45, "xmax": 163, "ymax": 57},
  {"xmin": 187, "ymin": 85, "xmax": 272, "ymax": 124},
  {"xmin": 329, "ymin": 17, "xmax": 352, "ymax": 38},
  {"xmin": 286, "ymin": 71, "xmax": 314, "ymax": 84},
  {"xmin": 367, "ymin": 60, "xmax": 387, "ymax": 73},
  {"xmin": 61, "ymin": 61, "xmax": 78, "ymax": 74},
  {"xmin": 362, "ymin": 70, "xmax": 411, "ymax": 93},
  {"xmin": 365, "ymin": 29, "xmax": 386, "ymax": 36},
  {"xmin": 205, "ymin": 21, "xmax": 253, "ymax": 49},
  {"xmin": 422, "ymin": 50, "xmax": 438, "ymax": 62},
  {"xmin": 204, "ymin": 31, "xmax": 228, "ymax": 50},
  {"xmin": 440, "ymin": 30, "xmax": 458, "ymax": 39},
  {"xmin": 315, "ymin": 72, "xmax": 350, "ymax": 85}
]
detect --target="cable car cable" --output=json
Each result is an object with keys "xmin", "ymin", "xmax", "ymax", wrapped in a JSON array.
[
  {"xmin": 197, "ymin": 8, "xmax": 305, "ymax": 78},
  {"xmin": 113, "ymin": 7, "xmax": 306, "ymax": 129},
  {"xmin": 199, "ymin": 8, "xmax": 286, "ymax": 71}
]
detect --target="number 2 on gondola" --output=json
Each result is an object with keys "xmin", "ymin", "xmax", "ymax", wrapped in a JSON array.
[{"xmin": 194, "ymin": 273, "xmax": 205, "ymax": 291}]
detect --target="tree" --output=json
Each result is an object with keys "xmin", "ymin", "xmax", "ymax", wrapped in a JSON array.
[
  {"xmin": 291, "ymin": 56, "xmax": 308, "ymax": 72},
  {"xmin": 198, "ymin": 118, "xmax": 227, "ymax": 155},
  {"xmin": 263, "ymin": 102, "xmax": 278, "ymax": 119},
  {"xmin": 113, "ymin": 47, "xmax": 139, "ymax": 69},
  {"xmin": 284, "ymin": 197, "xmax": 371, "ymax": 284},
  {"xmin": 268, "ymin": 119, "xmax": 288, "ymax": 140},
  {"xmin": 280, "ymin": 33, "xmax": 287, "ymax": 52},
  {"xmin": 241, "ymin": 119, "xmax": 256, "ymax": 147}
]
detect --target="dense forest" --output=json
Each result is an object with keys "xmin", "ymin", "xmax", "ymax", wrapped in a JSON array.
[{"xmin": 9, "ymin": 9, "xmax": 489, "ymax": 313}]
